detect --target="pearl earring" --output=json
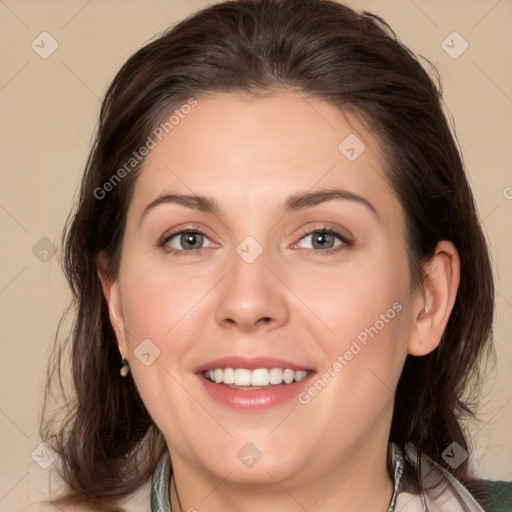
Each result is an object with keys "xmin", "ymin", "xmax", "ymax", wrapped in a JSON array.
[{"xmin": 120, "ymin": 356, "xmax": 130, "ymax": 377}]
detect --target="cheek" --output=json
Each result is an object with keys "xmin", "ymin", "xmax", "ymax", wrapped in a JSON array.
[
  {"xmin": 117, "ymin": 260, "xmax": 209, "ymax": 438},
  {"xmin": 288, "ymin": 261, "xmax": 411, "ymax": 466},
  {"xmin": 298, "ymin": 247, "xmax": 410, "ymax": 348},
  {"xmin": 120, "ymin": 258, "xmax": 208, "ymax": 344},
  {"xmin": 297, "ymin": 247, "xmax": 411, "ymax": 399}
]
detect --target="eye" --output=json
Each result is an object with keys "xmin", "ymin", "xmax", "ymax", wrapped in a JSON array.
[
  {"xmin": 294, "ymin": 227, "xmax": 352, "ymax": 253},
  {"xmin": 160, "ymin": 229, "xmax": 214, "ymax": 254}
]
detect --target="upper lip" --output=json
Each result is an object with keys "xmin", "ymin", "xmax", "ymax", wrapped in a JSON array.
[{"xmin": 195, "ymin": 356, "xmax": 314, "ymax": 373}]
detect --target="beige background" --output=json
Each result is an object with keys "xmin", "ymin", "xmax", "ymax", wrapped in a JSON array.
[{"xmin": 1, "ymin": 0, "xmax": 511, "ymax": 505}]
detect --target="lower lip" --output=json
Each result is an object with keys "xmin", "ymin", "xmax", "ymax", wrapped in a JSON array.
[{"xmin": 197, "ymin": 374, "xmax": 314, "ymax": 411}]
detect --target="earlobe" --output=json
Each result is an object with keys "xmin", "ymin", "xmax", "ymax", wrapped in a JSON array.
[
  {"xmin": 96, "ymin": 252, "xmax": 128, "ymax": 356},
  {"xmin": 408, "ymin": 241, "xmax": 460, "ymax": 357}
]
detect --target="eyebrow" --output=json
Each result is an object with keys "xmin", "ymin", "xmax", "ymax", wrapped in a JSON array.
[
  {"xmin": 141, "ymin": 193, "xmax": 222, "ymax": 223},
  {"xmin": 140, "ymin": 188, "xmax": 379, "ymax": 223},
  {"xmin": 284, "ymin": 189, "xmax": 378, "ymax": 217}
]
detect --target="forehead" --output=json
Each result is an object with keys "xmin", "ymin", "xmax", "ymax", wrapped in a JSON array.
[{"xmin": 127, "ymin": 91, "xmax": 398, "ymax": 219}]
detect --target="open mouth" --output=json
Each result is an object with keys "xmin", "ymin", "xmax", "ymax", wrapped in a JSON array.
[
  {"xmin": 196, "ymin": 356, "xmax": 316, "ymax": 410},
  {"xmin": 202, "ymin": 367, "xmax": 313, "ymax": 389}
]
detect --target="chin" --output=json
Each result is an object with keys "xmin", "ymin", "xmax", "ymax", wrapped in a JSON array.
[{"xmin": 197, "ymin": 434, "xmax": 310, "ymax": 485}]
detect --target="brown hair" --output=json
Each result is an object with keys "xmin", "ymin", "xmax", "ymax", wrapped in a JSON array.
[{"xmin": 42, "ymin": 0, "xmax": 494, "ymax": 510}]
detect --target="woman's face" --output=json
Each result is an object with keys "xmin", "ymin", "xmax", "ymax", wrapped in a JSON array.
[{"xmin": 105, "ymin": 91, "xmax": 421, "ymax": 487}]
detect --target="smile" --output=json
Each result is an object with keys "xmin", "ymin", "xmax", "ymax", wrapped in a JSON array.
[
  {"xmin": 202, "ymin": 367, "xmax": 311, "ymax": 387},
  {"xmin": 196, "ymin": 357, "xmax": 316, "ymax": 410}
]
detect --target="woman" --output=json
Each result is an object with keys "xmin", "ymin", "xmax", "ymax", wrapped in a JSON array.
[{"xmin": 35, "ymin": 0, "xmax": 509, "ymax": 510}]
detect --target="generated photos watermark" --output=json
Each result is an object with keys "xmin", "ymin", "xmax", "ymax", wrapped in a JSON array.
[
  {"xmin": 298, "ymin": 301, "xmax": 403, "ymax": 405},
  {"xmin": 94, "ymin": 97, "xmax": 198, "ymax": 200}
]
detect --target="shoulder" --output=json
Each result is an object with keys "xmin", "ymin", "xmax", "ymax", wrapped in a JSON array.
[
  {"xmin": 400, "ymin": 443, "xmax": 512, "ymax": 512},
  {"xmin": 465, "ymin": 479, "xmax": 512, "ymax": 512}
]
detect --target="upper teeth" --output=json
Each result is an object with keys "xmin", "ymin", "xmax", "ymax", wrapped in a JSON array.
[{"xmin": 204, "ymin": 368, "xmax": 309, "ymax": 386}]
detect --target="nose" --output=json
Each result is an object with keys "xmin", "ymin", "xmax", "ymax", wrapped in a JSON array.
[{"xmin": 214, "ymin": 247, "xmax": 290, "ymax": 333}]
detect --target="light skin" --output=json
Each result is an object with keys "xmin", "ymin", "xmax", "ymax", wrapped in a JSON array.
[{"xmin": 97, "ymin": 91, "xmax": 460, "ymax": 512}]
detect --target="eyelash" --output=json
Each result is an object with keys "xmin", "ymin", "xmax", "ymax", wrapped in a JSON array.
[
  {"xmin": 158, "ymin": 225, "xmax": 353, "ymax": 256},
  {"xmin": 292, "ymin": 225, "xmax": 353, "ymax": 255}
]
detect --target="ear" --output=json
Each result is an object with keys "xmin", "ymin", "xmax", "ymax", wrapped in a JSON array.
[
  {"xmin": 408, "ymin": 241, "xmax": 460, "ymax": 356},
  {"xmin": 96, "ymin": 252, "xmax": 128, "ymax": 358}
]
